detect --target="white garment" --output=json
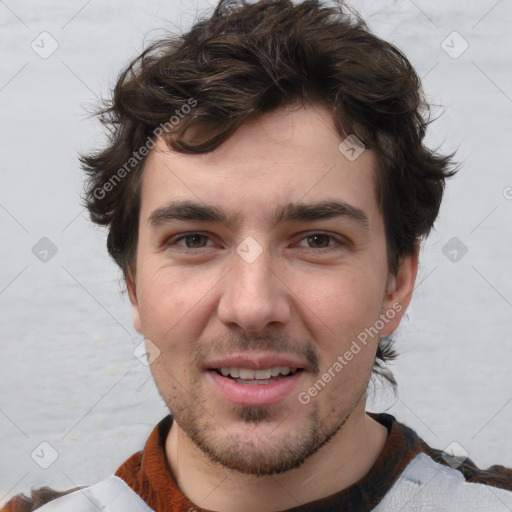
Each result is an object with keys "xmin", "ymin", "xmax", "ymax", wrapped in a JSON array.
[
  {"xmin": 374, "ymin": 453, "xmax": 512, "ymax": 511},
  {"xmin": 36, "ymin": 453, "xmax": 512, "ymax": 511},
  {"xmin": 35, "ymin": 475, "xmax": 154, "ymax": 512}
]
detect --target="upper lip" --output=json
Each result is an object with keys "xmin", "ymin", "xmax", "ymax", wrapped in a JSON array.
[{"xmin": 204, "ymin": 352, "xmax": 308, "ymax": 371}]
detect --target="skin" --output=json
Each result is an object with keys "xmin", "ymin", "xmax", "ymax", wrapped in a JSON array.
[{"xmin": 127, "ymin": 101, "xmax": 418, "ymax": 512}]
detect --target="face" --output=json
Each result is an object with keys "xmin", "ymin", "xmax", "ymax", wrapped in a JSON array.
[{"xmin": 128, "ymin": 102, "xmax": 417, "ymax": 476}]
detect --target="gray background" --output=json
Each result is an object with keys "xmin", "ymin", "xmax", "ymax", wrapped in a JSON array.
[{"xmin": 1, "ymin": 0, "xmax": 511, "ymax": 504}]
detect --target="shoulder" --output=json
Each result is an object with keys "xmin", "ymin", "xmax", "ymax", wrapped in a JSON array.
[
  {"xmin": 1, "ymin": 487, "xmax": 81, "ymax": 512},
  {"xmin": 1, "ymin": 476, "xmax": 154, "ymax": 512},
  {"xmin": 375, "ymin": 452, "xmax": 512, "ymax": 511},
  {"xmin": 375, "ymin": 414, "xmax": 512, "ymax": 511}
]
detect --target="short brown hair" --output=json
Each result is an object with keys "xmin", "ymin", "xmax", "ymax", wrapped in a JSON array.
[{"xmin": 79, "ymin": 0, "xmax": 457, "ymax": 388}]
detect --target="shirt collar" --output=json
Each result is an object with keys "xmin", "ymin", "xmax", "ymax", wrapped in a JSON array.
[{"xmin": 115, "ymin": 412, "xmax": 421, "ymax": 512}]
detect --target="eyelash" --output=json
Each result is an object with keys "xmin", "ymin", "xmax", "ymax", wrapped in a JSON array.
[{"xmin": 166, "ymin": 232, "xmax": 346, "ymax": 253}]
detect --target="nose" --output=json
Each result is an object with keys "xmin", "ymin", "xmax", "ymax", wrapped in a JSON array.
[{"xmin": 217, "ymin": 242, "xmax": 291, "ymax": 333}]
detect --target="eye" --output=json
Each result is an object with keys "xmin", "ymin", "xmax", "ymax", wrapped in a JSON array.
[
  {"xmin": 168, "ymin": 233, "xmax": 214, "ymax": 250},
  {"xmin": 165, "ymin": 232, "xmax": 346, "ymax": 253},
  {"xmin": 296, "ymin": 233, "xmax": 345, "ymax": 251}
]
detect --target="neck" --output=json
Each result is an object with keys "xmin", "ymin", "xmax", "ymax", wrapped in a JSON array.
[{"xmin": 165, "ymin": 401, "xmax": 389, "ymax": 512}]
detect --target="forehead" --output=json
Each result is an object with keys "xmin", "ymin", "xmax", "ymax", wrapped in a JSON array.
[{"xmin": 139, "ymin": 102, "xmax": 380, "ymax": 228}]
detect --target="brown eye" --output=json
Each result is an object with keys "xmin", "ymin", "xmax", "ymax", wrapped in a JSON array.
[
  {"xmin": 181, "ymin": 234, "xmax": 208, "ymax": 248},
  {"xmin": 296, "ymin": 232, "xmax": 344, "ymax": 252},
  {"xmin": 306, "ymin": 234, "xmax": 332, "ymax": 248},
  {"xmin": 167, "ymin": 233, "xmax": 213, "ymax": 250}
]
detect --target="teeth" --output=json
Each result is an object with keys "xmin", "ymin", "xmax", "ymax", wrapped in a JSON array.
[
  {"xmin": 254, "ymin": 369, "xmax": 272, "ymax": 379},
  {"xmin": 218, "ymin": 367, "xmax": 296, "ymax": 379},
  {"xmin": 239, "ymin": 368, "xmax": 254, "ymax": 379}
]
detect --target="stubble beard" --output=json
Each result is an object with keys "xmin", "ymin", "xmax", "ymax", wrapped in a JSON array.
[{"xmin": 158, "ymin": 374, "xmax": 359, "ymax": 477}]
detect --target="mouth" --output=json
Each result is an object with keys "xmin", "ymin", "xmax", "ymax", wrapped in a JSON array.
[
  {"xmin": 206, "ymin": 364, "xmax": 306, "ymax": 406},
  {"xmin": 210, "ymin": 366, "xmax": 304, "ymax": 385}
]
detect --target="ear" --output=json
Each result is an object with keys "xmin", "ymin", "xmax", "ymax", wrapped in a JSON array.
[
  {"xmin": 380, "ymin": 245, "xmax": 419, "ymax": 336},
  {"xmin": 126, "ymin": 271, "xmax": 143, "ymax": 335}
]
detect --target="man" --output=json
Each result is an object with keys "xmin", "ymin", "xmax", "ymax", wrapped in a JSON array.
[{"xmin": 4, "ymin": 0, "xmax": 511, "ymax": 510}]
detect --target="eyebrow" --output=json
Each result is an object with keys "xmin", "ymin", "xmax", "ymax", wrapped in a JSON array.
[{"xmin": 148, "ymin": 199, "xmax": 369, "ymax": 231}]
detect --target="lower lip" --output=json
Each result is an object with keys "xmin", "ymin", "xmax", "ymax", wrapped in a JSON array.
[{"xmin": 207, "ymin": 370, "xmax": 304, "ymax": 406}]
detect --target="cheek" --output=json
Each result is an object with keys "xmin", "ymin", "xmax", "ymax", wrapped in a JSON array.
[
  {"xmin": 137, "ymin": 267, "xmax": 210, "ymax": 356},
  {"xmin": 299, "ymin": 267, "xmax": 384, "ymax": 336},
  {"xmin": 295, "ymin": 266, "xmax": 385, "ymax": 390}
]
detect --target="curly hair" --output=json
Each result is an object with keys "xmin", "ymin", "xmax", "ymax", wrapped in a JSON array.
[{"xmin": 79, "ymin": 0, "xmax": 457, "ymax": 389}]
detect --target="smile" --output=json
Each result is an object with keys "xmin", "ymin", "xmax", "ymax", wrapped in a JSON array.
[
  {"xmin": 207, "ymin": 367, "xmax": 305, "ymax": 405},
  {"xmin": 216, "ymin": 366, "xmax": 302, "ymax": 382}
]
